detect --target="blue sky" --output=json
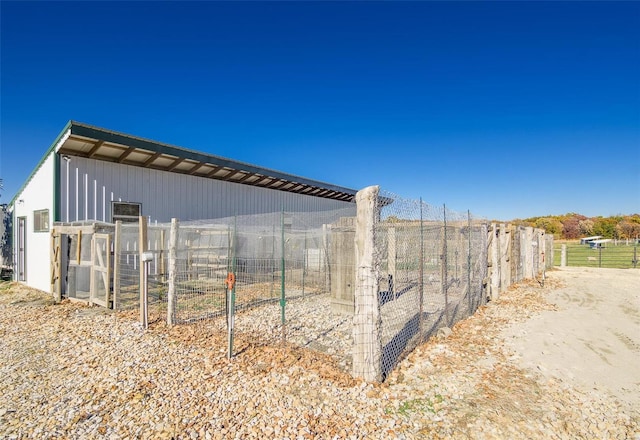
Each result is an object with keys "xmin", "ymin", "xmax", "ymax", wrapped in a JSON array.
[{"xmin": 1, "ymin": 1, "xmax": 639, "ymax": 220}]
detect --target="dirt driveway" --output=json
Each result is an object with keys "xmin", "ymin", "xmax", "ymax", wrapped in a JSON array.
[{"xmin": 502, "ymin": 267, "xmax": 640, "ymax": 410}]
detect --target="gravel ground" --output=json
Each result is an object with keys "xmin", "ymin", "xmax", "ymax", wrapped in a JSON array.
[{"xmin": 1, "ymin": 268, "xmax": 638, "ymax": 439}]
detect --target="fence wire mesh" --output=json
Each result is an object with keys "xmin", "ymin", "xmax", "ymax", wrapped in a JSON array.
[
  {"xmin": 108, "ymin": 203, "xmax": 357, "ymax": 370},
  {"xmin": 51, "ymin": 186, "xmax": 562, "ymax": 381},
  {"xmin": 373, "ymin": 190, "xmax": 488, "ymax": 378}
]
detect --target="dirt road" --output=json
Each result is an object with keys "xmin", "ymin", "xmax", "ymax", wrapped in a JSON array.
[{"xmin": 502, "ymin": 267, "xmax": 640, "ymax": 411}]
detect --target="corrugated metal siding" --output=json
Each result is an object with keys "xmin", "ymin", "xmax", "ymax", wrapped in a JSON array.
[{"xmin": 59, "ymin": 155, "xmax": 354, "ymax": 225}]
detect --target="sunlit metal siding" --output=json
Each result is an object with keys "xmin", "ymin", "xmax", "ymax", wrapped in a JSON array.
[{"xmin": 59, "ymin": 155, "xmax": 354, "ymax": 225}]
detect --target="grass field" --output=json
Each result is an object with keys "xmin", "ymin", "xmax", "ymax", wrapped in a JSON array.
[{"xmin": 553, "ymin": 240, "xmax": 639, "ymax": 269}]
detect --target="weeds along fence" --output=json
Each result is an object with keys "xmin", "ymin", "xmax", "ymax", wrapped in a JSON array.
[{"xmin": 50, "ymin": 186, "xmax": 551, "ymax": 382}]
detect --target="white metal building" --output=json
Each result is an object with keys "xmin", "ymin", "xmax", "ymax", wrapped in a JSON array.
[{"xmin": 9, "ymin": 121, "xmax": 357, "ymax": 292}]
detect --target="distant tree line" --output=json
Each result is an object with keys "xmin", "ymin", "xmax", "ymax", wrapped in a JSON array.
[{"xmin": 510, "ymin": 213, "xmax": 640, "ymax": 240}]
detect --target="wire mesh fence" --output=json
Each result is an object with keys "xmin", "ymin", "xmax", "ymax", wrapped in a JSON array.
[
  {"xmin": 371, "ymin": 190, "xmax": 488, "ymax": 379},
  {"xmin": 51, "ymin": 186, "xmax": 557, "ymax": 382},
  {"xmin": 107, "ymin": 205, "xmax": 358, "ymax": 370}
]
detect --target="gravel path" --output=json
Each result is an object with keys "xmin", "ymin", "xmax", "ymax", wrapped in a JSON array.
[{"xmin": 1, "ymin": 268, "xmax": 638, "ymax": 439}]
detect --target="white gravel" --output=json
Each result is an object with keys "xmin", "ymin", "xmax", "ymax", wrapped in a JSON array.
[{"xmin": 1, "ymin": 268, "xmax": 638, "ymax": 439}]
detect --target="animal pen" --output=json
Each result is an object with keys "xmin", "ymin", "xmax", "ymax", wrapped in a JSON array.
[{"xmin": 49, "ymin": 186, "xmax": 550, "ymax": 381}]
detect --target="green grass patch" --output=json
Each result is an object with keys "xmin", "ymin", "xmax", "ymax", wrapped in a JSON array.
[
  {"xmin": 385, "ymin": 394, "xmax": 444, "ymax": 417},
  {"xmin": 553, "ymin": 241, "xmax": 639, "ymax": 269}
]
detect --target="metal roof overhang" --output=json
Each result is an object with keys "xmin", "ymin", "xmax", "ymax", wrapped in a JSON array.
[{"xmin": 55, "ymin": 122, "xmax": 356, "ymax": 203}]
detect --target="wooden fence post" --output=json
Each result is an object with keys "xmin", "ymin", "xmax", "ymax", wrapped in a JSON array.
[
  {"xmin": 167, "ymin": 218, "xmax": 179, "ymax": 326},
  {"xmin": 387, "ymin": 227, "xmax": 396, "ymax": 294},
  {"xmin": 352, "ymin": 186, "xmax": 382, "ymax": 382},
  {"xmin": 50, "ymin": 229, "xmax": 62, "ymax": 303}
]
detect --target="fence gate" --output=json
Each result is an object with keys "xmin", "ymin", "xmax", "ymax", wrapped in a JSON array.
[{"xmin": 91, "ymin": 233, "xmax": 111, "ymax": 308}]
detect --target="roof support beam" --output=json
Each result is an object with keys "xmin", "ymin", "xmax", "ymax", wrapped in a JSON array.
[
  {"xmin": 269, "ymin": 180, "xmax": 287, "ymax": 189},
  {"xmin": 166, "ymin": 158, "xmax": 186, "ymax": 172},
  {"xmin": 252, "ymin": 176, "xmax": 273, "ymax": 186},
  {"xmin": 188, "ymin": 162, "xmax": 208, "ymax": 175},
  {"xmin": 226, "ymin": 170, "xmax": 246, "ymax": 181},
  {"xmin": 117, "ymin": 147, "xmax": 137, "ymax": 163},
  {"xmin": 236, "ymin": 173, "xmax": 259, "ymax": 183},
  {"xmin": 143, "ymin": 152, "xmax": 163, "ymax": 167},
  {"xmin": 86, "ymin": 140, "xmax": 104, "ymax": 158},
  {"xmin": 206, "ymin": 165, "xmax": 225, "ymax": 178}
]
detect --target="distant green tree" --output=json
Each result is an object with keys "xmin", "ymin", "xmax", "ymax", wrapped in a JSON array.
[
  {"xmin": 592, "ymin": 217, "xmax": 620, "ymax": 239},
  {"xmin": 534, "ymin": 217, "xmax": 563, "ymax": 236}
]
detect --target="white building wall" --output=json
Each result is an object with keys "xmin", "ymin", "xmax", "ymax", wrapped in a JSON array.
[
  {"xmin": 13, "ymin": 153, "xmax": 55, "ymax": 292},
  {"xmin": 59, "ymin": 156, "xmax": 354, "ymax": 225}
]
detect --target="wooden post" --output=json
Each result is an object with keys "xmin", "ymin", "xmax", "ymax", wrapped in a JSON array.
[
  {"xmin": 524, "ymin": 227, "xmax": 534, "ymax": 279},
  {"xmin": 322, "ymin": 224, "xmax": 331, "ymax": 294},
  {"xmin": 387, "ymin": 227, "xmax": 396, "ymax": 294},
  {"xmin": 167, "ymin": 218, "xmax": 179, "ymax": 326},
  {"xmin": 159, "ymin": 229, "xmax": 166, "ymax": 283},
  {"xmin": 90, "ymin": 228, "xmax": 95, "ymax": 306},
  {"xmin": 76, "ymin": 230, "xmax": 82, "ymax": 265},
  {"xmin": 488, "ymin": 223, "xmax": 500, "ymax": 300},
  {"xmin": 50, "ymin": 230, "xmax": 62, "ymax": 302},
  {"xmin": 139, "ymin": 216, "xmax": 148, "ymax": 324},
  {"xmin": 113, "ymin": 221, "xmax": 122, "ymax": 309},
  {"xmin": 352, "ymin": 186, "xmax": 382, "ymax": 382},
  {"xmin": 561, "ymin": 244, "xmax": 567, "ymax": 267}
]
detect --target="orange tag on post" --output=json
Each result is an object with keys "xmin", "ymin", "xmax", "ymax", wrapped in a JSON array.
[{"xmin": 225, "ymin": 272, "xmax": 236, "ymax": 290}]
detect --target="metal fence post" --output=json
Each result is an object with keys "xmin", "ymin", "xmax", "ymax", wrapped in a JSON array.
[
  {"xmin": 140, "ymin": 248, "xmax": 153, "ymax": 330},
  {"xmin": 227, "ymin": 216, "xmax": 237, "ymax": 359},
  {"xmin": 302, "ymin": 231, "xmax": 307, "ymax": 297},
  {"xmin": 113, "ymin": 221, "xmax": 122, "ymax": 310},
  {"xmin": 167, "ymin": 218, "xmax": 178, "ymax": 326},
  {"xmin": 467, "ymin": 210, "xmax": 472, "ymax": 315},
  {"xmin": 138, "ymin": 216, "xmax": 148, "ymax": 325},
  {"xmin": 442, "ymin": 204, "xmax": 449, "ymax": 326},
  {"xmin": 281, "ymin": 209, "xmax": 286, "ymax": 343},
  {"xmin": 598, "ymin": 245, "xmax": 602, "ymax": 268},
  {"xmin": 419, "ymin": 198, "xmax": 424, "ymax": 333}
]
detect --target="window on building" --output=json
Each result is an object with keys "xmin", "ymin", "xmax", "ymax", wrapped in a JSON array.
[
  {"xmin": 112, "ymin": 202, "xmax": 141, "ymax": 223},
  {"xmin": 34, "ymin": 209, "xmax": 49, "ymax": 232}
]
